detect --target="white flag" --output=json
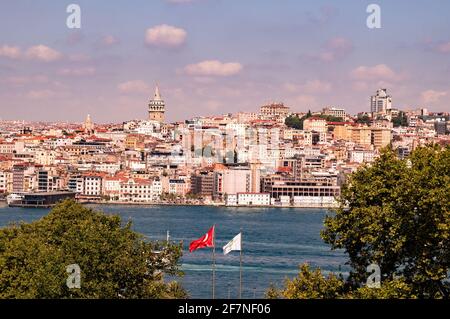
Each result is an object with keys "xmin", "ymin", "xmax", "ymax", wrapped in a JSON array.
[{"xmin": 223, "ymin": 233, "xmax": 242, "ymax": 255}]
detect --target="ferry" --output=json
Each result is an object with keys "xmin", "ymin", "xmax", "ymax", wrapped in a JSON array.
[
  {"xmin": 7, "ymin": 191, "xmax": 76, "ymax": 208},
  {"xmin": 6, "ymin": 193, "xmax": 24, "ymax": 206}
]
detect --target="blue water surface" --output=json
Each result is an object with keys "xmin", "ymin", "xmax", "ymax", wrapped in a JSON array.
[{"xmin": 0, "ymin": 203, "xmax": 348, "ymax": 298}]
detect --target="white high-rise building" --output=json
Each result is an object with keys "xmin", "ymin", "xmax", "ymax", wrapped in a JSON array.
[{"xmin": 371, "ymin": 89, "xmax": 392, "ymax": 114}]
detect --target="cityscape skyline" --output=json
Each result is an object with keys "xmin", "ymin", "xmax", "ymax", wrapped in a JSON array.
[
  {"xmin": 1, "ymin": 0, "xmax": 450, "ymax": 123},
  {"xmin": 0, "ymin": 1, "xmax": 448, "ymax": 304}
]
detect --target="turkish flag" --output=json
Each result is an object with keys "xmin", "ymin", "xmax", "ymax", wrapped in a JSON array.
[{"xmin": 189, "ymin": 225, "xmax": 215, "ymax": 252}]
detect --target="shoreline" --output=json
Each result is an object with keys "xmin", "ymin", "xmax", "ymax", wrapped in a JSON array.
[
  {"xmin": 81, "ymin": 201, "xmax": 337, "ymax": 209},
  {"xmin": 1, "ymin": 198, "xmax": 337, "ymax": 209}
]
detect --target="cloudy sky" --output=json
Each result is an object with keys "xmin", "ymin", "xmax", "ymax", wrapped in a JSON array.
[{"xmin": 0, "ymin": 0, "xmax": 449, "ymax": 123}]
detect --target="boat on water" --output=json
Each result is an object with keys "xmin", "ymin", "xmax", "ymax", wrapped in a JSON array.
[
  {"xmin": 6, "ymin": 191, "xmax": 76, "ymax": 208},
  {"xmin": 6, "ymin": 193, "xmax": 24, "ymax": 206}
]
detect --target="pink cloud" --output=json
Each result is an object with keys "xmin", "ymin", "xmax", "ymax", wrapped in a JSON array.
[
  {"xmin": 100, "ymin": 35, "xmax": 119, "ymax": 46},
  {"xmin": 145, "ymin": 24, "xmax": 187, "ymax": 48},
  {"xmin": 3, "ymin": 75, "xmax": 49, "ymax": 86},
  {"xmin": 184, "ymin": 60, "xmax": 243, "ymax": 77},
  {"xmin": 26, "ymin": 89, "xmax": 57, "ymax": 100},
  {"xmin": 421, "ymin": 90, "xmax": 447, "ymax": 104},
  {"xmin": 351, "ymin": 81, "xmax": 369, "ymax": 91},
  {"xmin": 117, "ymin": 80, "xmax": 150, "ymax": 94},
  {"xmin": 25, "ymin": 45, "xmax": 62, "ymax": 62},
  {"xmin": 435, "ymin": 42, "xmax": 450, "ymax": 53},
  {"xmin": 68, "ymin": 53, "xmax": 91, "ymax": 62},
  {"xmin": 292, "ymin": 95, "xmax": 317, "ymax": 108},
  {"xmin": 284, "ymin": 80, "xmax": 332, "ymax": 94},
  {"xmin": 302, "ymin": 80, "xmax": 332, "ymax": 94},
  {"xmin": 307, "ymin": 37, "xmax": 353, "ymax": 62},
  {"xmin": 0, "ymin": 45, "xmax": 21, "ymax": 59},
  {"xmin": 58, "ymin": 67, "xmax": 96, "ymax": 76},
  {"xmin": 351, "ymin": 64, "xmax": 398, "ymax": 81}
]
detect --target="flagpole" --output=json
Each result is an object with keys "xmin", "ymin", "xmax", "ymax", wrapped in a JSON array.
[
  {"xmin": 239, "ymin": 229, "xmax": 243, "ymax": 299},
  {"xmin": 212, "ymin": 225, "xmax": 216, "ymax": 300}
]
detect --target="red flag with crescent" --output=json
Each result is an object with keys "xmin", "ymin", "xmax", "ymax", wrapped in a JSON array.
[{"xmin": 189, "ymin": 225, "xmax": 215, "ymax": 252}]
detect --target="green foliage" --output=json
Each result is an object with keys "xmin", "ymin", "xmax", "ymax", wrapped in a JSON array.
[
  {"xmin": 285, "ymin": 110, "xmax": 312, "ymax": 130},
  {"xmin": 266, "ymin": 264, "xmax": 345, "ymax": 299},
  {"xmin": 349, "ymin": 279, "xmax": 415, "ymax": 299},
  {"xmin": 318, "ymin": 115, "xmax": 344, "ymax": 122},
  {"xmin": 0, "ymin": 200, "xmax": 186, "ymax": 299},
  {"xmin": 269, "ymin": 145, "xmax": 449, "ymax": 299},
  {"xmin": 322, "ymin": 145, "xmax": 450, "ymax": 298},
  {"xmin": 356, "ymin": 114, "xmax": 371, "ymax": 125},
  {"xmin": 392, "ymin": 111, "xmax": 408, "ymax": 127},
  {"xmin": 285, "ymin": 115, "xmax": 303, "ymax": 130},
  {"xmin": 267, "ymin": 264, "xmax": 417, "ymax": 299}
]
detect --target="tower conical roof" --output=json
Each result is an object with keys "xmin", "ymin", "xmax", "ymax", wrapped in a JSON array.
[{"xmin": 154, "ymin": 84, "xmax": 162, "ymax": 100}]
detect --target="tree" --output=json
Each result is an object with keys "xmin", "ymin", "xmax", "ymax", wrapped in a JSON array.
[
  {"xmin": 0, "ymin": 200, "xmax": 187, "ymax": 299},
  {"xmin": 318, "ymin": 115, "xmax": 344, "ymax": 122},
  {"xmin": 349, "ymin": 279, "xmax": 415, "ymax": 299},
  {"xmin": 268, "ymin": 145, "xmax": 449, "ymax": 299},
  {"xmin": 266, "ymin": 264, "xmax": 345, "ymax": 299},
  {"xmin": 267, "ymin": 264, "xmax": 415, "ymax": 299},
  {"xmin": 392, "ymin": 111, "xmax": 408, "ymax": 127},
  {"xmin": 285, "ymin": 111, "xmax": 313, "ymax": 130},
  {"xmin": 285, "ymin": 115, "xmax": 303, "ymax": 130},
  {"xmin": 322, "ymin": 145, "xmax": 450, "ymax": 298},
  {"xmin": 356, "ymin": 114, "xmax": 371, "ymax": 125}
]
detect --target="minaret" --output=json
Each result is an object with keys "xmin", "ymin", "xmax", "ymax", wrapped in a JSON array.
[{"xmin": 148, "ymin": 84, "xmax": 165, "ymax": 123}]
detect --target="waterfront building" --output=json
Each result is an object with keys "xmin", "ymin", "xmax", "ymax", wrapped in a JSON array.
[
  {"xmin": 225, "ymin": 194, "xmax": 237, "ymax": 206},
  {"xmin": 82, "ymin": 173, "xmax": 103, "ymax": 198},
  {"xmin": 68, "ymin": 175, "xmax": 84, "ymax": 194},
  {"xmin": 214, "ymin": 166, "xmax": 252, "ymax": 200},
  {"xmin": 37, "ymin": 169, "xmax": 50, "ymax": 192},
  {"xmin": 168, "ymin": 179, "xmax": 189, "ymax": 196},
  {"xmin": 261, "ymin": 174, "xmax": 340, "ymax": 201},
  {"xmin": 237, "ymin": 192, "xmax": 271, "ymax": 206},
  {"xmin": 0, "ymin": 171, "xmax": 10, "ymax": 194},
  {"xmin": 103, "ymin": 176, "xmax": 122, "ymax": 200},
  {"xmin": 190, "ymin": 171, "xmax": 215, "ymax": 198},
  {"xmin": 119, "ymin": 178, "xmax": 162, "ymax": 202},
  {"xmin": 8, "ymin": 191, "xmax": 76, "ymax": 208},
  {"xmin": 12, "ymin": 164, "xmax": 27, "ymax": 193}
]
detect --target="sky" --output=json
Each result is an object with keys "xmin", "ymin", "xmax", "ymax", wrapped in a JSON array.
[{"xmin": 0, "ymin": 0, "xmax": 449, "ymax": 123}]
